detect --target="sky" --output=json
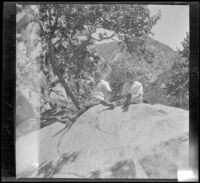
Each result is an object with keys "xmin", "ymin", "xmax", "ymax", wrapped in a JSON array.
[
  {"xmin": 94, "ymin": 5, "xmax": 189, "ymax": 51},
  {"xmin": 148, "ymin": 5, "xmax": 189, "ymax": 50}
]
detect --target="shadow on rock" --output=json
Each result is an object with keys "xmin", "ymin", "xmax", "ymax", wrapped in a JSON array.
[
  {"xmin": 16, "ymin": 162, "xmax": 39, "ymax": 178},
  {"xmin": 37, "ymin": 152, "xmax": 80, "ymax": 178},
  {"xmin": 109, "ymin": 160, "xmax": 136, "ymax": 178},
  {"xmin": 89, "ymin": 160, "xmax": 136, "ymax": 179},
  {"xmin": 16, "ymin": 106, "xmax": 74, "ymax": 138},
  {"xmin": 40, "ymin": 106, "xmax": 74, "ymax": 128},
  {"xmin": 17, "ymin": 152, "xmax": 79, "ymax": 178},
  {"xmin": 122, "ymin": 105, "xmax": 130, "ymax": 112},
  {"xmin": 139, "ymin": 151, "xmax": 178, "ymax": 178},
  {"xmin": 90, "ymin": 170, "xmax": 101, "ymax": 179}
]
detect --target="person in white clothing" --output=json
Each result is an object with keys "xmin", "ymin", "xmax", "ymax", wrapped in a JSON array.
[
  {"xmin": 116, "ymin": 71, "xmax": 144, "ymax": 106},
  {"xmin": 68, "ymin": 71, "xmax": 115, "ymax": 123}
]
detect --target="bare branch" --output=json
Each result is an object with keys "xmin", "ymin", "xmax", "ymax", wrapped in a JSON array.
[{"xmin": 91, "ymin": 33, "xmax": 117, "ymax": 41}]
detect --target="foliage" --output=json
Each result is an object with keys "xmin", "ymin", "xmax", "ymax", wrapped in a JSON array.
[
  {"xmin": 164, "ymin": 33, "xmax": 189, "ymax": 109},
  {"xmin": 148, "ymin": 33, "xmax": 189, "ymax": 109},
  {"xmin": 40, "ymin": 4, "xmax": 159, "ymax": 107},
  {"xmin": 178, "ymin": 32, "xmax": 189, "ymax": 59},
  {"xmin": 36, "ymin": 4, "xmax": 161, "ymax": 109}
]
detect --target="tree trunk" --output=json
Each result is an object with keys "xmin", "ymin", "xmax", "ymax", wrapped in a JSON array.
[{"xmin": 48, "ymin": 42, "xmax": 80, "ymax": 110}]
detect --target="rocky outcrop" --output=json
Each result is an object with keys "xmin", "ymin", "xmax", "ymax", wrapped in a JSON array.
[{"xmin": 16, "ymin": 103, "xmax": 189, "ymax": 179}]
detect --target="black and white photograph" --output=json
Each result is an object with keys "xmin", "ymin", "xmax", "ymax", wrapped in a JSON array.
[{"xmin": 15, "ymin": 3, "xmax": 192, "ymax": 180}]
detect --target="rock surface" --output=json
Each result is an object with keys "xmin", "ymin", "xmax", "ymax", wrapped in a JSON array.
[{"xmin": 16, "ymin": 104, "xmax": 189, "ymax": 179}]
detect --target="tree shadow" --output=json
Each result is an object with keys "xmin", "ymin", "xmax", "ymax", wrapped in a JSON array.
[
  {"xmin": 17, "ymin": 163, "xmax": 39, "ymax": 178},
  {"xmin": 121, "ymin": 102, "xmax": 140, "ymax": 112},
  {"xmin": 121, "ymin": 104, "xmax": 130, "ymax": 112},
  {"xmin": 40, "ymin": 106, "xmax": 73, "ymax": 128},
  {"xmin": 90, "ymin": 170, "xmax": 101, "ymax": 178},
  {"xmin": 37, "ymin": 152, "xmax": 80, "ymax": 178},
  {"xmin": 16, "ymin": 106, "xmax": 73, "ymax": 139},
  {"xmin": 109, "ymin": 160, "xmax": 136, "ymax": 178},
  {"xmin": 89, "ymin": 160, "xmax": 136, "ymax": 179},
  {"xmin": 98, "ymin": 104, "xmax": 131, "ymax": 113}
]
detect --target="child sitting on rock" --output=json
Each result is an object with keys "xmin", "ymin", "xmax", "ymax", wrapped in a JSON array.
[
  {"xmin": 67, "ymin": 71, "xmax": 115, "ymax": 123},
  {"xmin": 116, "ymin": 71, "xmax": 144, "ymax": 107}
]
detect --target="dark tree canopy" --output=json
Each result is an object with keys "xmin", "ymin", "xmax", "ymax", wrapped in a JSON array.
[{"xmin": 163, "ymin": 33, "xmax": 189, "ymax": 109}]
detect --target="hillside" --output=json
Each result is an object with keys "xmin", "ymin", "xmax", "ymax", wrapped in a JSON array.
[
  {"xmin": 95, "ymin": 37, "xmax": 176, "ymax": 67},
  {"xmin": 16, "ymin": 103, "xmax": 189, "ymax": 178}
]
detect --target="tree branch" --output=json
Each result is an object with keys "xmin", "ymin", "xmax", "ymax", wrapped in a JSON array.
[
  {"xmin": 48, "ymin": 41, "xmax": 80, "ymax": 110},
  {"xmin": 91, "ymin": 33, "xmax": 117, "ymax": 41}
]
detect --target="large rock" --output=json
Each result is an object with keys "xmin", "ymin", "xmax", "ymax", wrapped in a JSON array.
[{"xmin": 16, "ymin": 104, "xmax": 189, "ymax": 179}]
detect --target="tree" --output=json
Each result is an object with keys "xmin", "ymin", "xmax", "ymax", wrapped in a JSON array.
[
  {"xmin": 165, "ymin": 33, "xmax": 189, "ymax": 109},
  {"xmin": 18, "ymin": 4, "xmax": 160, "ymax": 110},
  {"xmin": 178, "ymin": 32, "xmax": 189, "ymax": 59}
]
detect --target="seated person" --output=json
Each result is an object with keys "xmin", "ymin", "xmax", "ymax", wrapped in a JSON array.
[
  {"xmin": 116, "ymin": 71, "xmax": 144, "ymax": 106},
  {"xmin": 67, "ymin": 71, "xmax": 115, "ymax": 123}
]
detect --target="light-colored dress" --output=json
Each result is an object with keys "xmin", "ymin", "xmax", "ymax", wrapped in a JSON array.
[
  {"xmin": 90, "ymin": 80, "xmax": 112, "ymax": 101},
  {"xmin": 121, "ymin": 81, "xmax": 143, "ymax": 103}
]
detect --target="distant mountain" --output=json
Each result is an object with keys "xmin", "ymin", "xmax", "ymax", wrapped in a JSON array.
[
  {"xmin": 94, "ymin": 37, "xmax": 178, "ymax": 82},
  {"xmin": 95, "ymin": 37, "xmax": 177, "ymax": 69}
]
